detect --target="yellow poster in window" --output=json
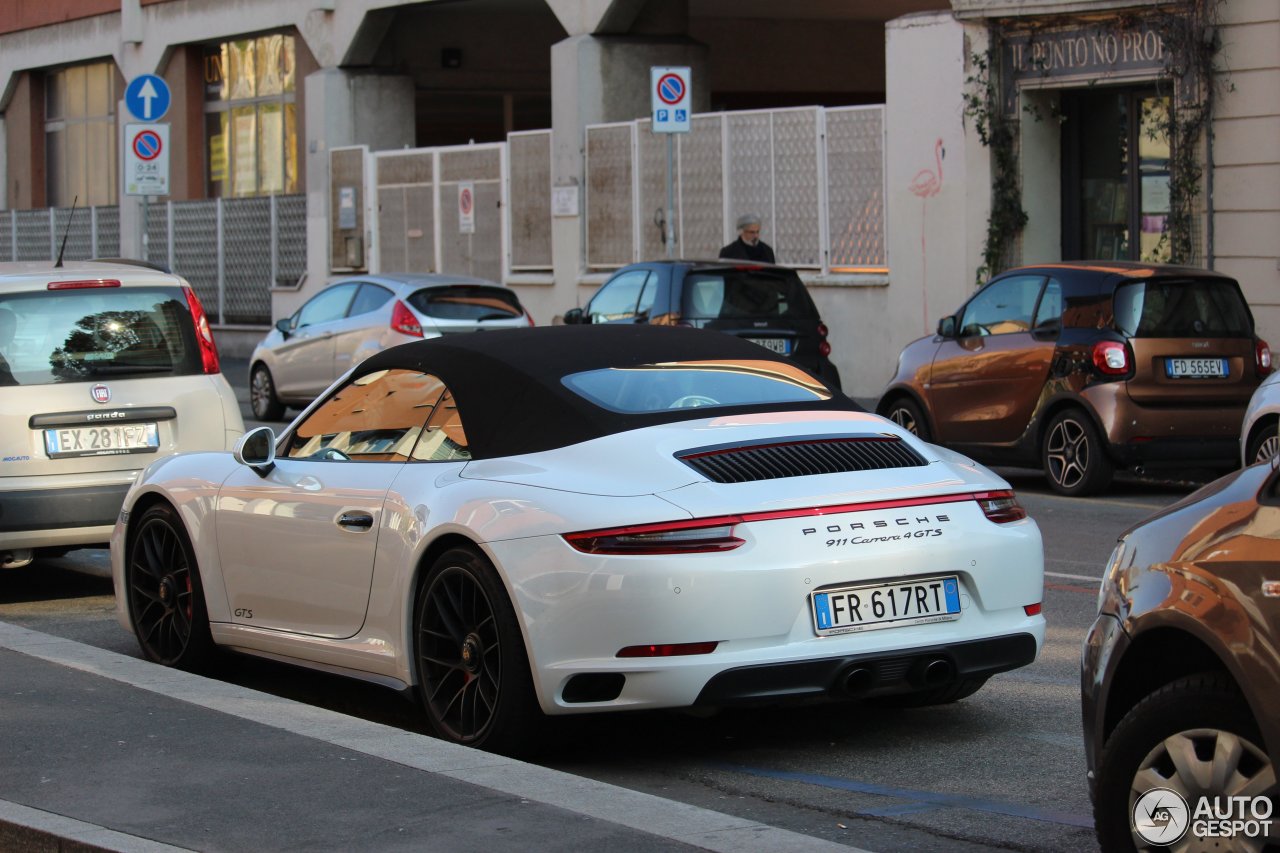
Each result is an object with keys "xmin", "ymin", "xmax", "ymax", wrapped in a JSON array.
[{"xmin": 209, "ymin": 133, "xmax": 227, "ymax": 182}]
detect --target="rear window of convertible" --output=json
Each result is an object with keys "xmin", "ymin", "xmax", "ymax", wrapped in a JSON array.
[{"xmin": 562, "ymin": 359, "xmax": 832, "ymax": 414}]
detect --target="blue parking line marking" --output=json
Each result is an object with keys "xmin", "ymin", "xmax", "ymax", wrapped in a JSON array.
[{"xmin": 713, "ymin": 763, "xmax": 1094, "ymax": 828}]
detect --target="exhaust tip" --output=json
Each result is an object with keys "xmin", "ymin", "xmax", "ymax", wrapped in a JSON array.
[
  {"xmin": 841, "ymin": 666, "xmax": 875, "ymax": 695},
  {"xmin": 922, "ymin": 658, "xmax": 954, "ymax": 686}
]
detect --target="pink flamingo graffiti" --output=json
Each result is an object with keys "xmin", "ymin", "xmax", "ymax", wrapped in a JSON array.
[{"xmin": 908, "ymin": 138, "xmax": 944, "ymax": 334}]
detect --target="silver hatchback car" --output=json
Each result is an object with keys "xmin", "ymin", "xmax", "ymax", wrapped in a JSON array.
[
  {"xmin": 0, "ymin": 260, "xmax": 243, "ymax": 568},
  {"xmin": 248, "ymin": 273, "xmax": 532, "ymax": 420}
]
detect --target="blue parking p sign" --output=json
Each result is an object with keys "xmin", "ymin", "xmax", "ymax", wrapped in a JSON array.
[{"xmin": 125, "ymin": 75, "xmax": 171, "ymax": 122}]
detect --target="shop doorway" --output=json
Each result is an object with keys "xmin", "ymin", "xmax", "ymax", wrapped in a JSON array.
[{"xmin": 1061, "ymin": 87, "xmax": 1171, "ymax": 262}]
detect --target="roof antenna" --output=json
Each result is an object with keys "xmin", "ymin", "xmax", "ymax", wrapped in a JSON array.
[{"xmin": 54, "ymin": 195, "xmax": 79, "ymax": 269}]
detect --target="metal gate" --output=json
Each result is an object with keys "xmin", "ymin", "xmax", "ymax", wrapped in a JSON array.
[{"xmin": 373, "ymin": 143, "xmax": 506, "ymax": 282}]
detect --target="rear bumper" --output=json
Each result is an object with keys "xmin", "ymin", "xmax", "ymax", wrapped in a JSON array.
[
  {"xmin": 0, "ymin": 482, "xmax": 130, "ymax": 548},
  {"xmin": 694, "ymin": 632, "xmax": 1037, "ymax": 707},
  {"xmin": 1082, "ymin": 384, "xmax": 1247, "ymax": 468}
]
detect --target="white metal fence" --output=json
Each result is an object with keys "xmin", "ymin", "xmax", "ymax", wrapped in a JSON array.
[
  {"xmin": 0, "ymin": 196, "xmax": 306, "ymax": 326},
  {"xmin": 585, "ymin": 105, "xmax": 885, "ymax": 273},
  {"xmin": 367, "ymin": 104, "xmax": 886, "ymax": 282}
]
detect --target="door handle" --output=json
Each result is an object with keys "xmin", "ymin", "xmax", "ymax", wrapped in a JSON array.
[{"xmin": 337, "ymin": 511, "xmax": 374, "ymax": 530}]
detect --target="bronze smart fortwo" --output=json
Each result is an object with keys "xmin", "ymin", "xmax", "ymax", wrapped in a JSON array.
[{"xmin": 878, "ymin": 262, "xmax": 1271, "ymax": 495}]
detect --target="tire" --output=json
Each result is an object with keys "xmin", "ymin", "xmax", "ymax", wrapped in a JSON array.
[
  {"xmin": 250, "ymin": 363, "xmax": 286, "ymax": 421},
  {"xmin": 885, "ymin": 397, "xmax": 931, "ymax": 442},
  {"xmin": 1246, "ymin": 421, "xmax": 1278, "ymax": 466},
  {"xmin": 414, "ymin": 547, "xmax": 545, "ymax": 754},
  {"xmin": 1042, "ymin": 409, "xmax": 1113, "ymax": 496},
  {"xmin": 1093, "ymin": 673, "xmax": 1274, "ymax": 853},
  {"xmin": 871, "ymin": 676, "xmax": 987, "ymax": 708},
  {"xmin": 124, "ymin": 503, "xmax": 215, "ymax": 671}
]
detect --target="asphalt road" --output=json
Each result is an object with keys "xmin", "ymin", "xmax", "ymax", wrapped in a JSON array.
[{"xmin": 0, "ymin": 457, "xmax": 1194, "ymax": 851}]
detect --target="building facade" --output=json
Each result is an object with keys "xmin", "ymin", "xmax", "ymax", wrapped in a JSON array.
[{"xmin": 0, "ymin": 0, "xmax": 1275, "ymax": 398}]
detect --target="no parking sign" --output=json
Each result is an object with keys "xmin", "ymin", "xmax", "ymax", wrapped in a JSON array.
[
  {"xmin": 458, "ymin": 182, "xmax": 475, "ymax": 234},
  {"xmin": 651, "ymin": 67, "xmax": 691, "ymax": 133},
  {"xmin": 124, "ymin": 123, "xmax": 170, "ymax": 196}
]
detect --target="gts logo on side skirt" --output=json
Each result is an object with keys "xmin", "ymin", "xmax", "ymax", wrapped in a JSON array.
[{"xmin": 234, "ymin": 608, "xmax": 253, "ymax": 619}]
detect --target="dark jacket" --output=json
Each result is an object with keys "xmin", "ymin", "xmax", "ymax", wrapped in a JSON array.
[{"xmin": 718, "ymin": 237, "xmax": 776, "ymax": 264}]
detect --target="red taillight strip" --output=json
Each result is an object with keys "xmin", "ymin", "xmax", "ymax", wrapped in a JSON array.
[
  {"xmin": 564, "ymin": 490, "xmax": 1022, "ymax": 551},
  {"xmin": 618, "ymin": 642, "xmax": 718, "ymax": 658},
  {"xmin": 739, "ymin": 491, "xmax": 1005, "ymax": 524},
  {"xmin": 183, "ymin": 286, "xmax": 220, "ymax": 374},
  {"xmin": 48, "ymin": 279, "xmax": 121, "ymax": 289}
]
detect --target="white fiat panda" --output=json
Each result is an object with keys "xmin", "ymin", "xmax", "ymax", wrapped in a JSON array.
[{"xmin": 0, "ymin": 260, "xmax": 243, "ymax": 568}]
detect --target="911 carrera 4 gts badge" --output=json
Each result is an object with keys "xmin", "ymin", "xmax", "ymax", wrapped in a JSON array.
[{"xmin": 91, "ymin": 384, "xmax": 111, "ymax": 403}]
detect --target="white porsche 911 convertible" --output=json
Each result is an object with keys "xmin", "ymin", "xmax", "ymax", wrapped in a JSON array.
[{"xmin": 112, "ymin": 325, "xmax": 1044, "ymax": 753}]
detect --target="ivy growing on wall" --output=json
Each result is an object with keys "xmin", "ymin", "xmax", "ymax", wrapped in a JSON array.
[
  {"xmin": 962, "ymin": 50, "xmax": 1026, "ymax": 284},
  {"xmin": 1152, "ymin": 0, "xmax": 1224, "ymax": 264},
  {"xmin": 963, "ymin": 0, "xmax": 1224, "ymax": 284}
]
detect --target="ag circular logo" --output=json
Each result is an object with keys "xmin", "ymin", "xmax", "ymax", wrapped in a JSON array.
[{"xmin": 1133, "ymin": 788, "xmax": 1189, "ymax": 845}]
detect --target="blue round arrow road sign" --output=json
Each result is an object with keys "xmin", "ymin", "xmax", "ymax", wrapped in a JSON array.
[{"xmin": 125, "ymin": 74, "xmax": 171, "ymax": 122}]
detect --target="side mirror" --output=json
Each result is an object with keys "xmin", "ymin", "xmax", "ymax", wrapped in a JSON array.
[
  {"xmin": 234, "ymin": 426, "xmax": 277, "ymax": 476},
  {"xmin": 562, "ymin": 307, "xmax": 584, "ymax": 325},
  {"xmin": 275, "ymin": 317, "xmax": 292, "ymax": 340},
  {"xmin": 937, "ymin": 315, "xmax": 957, "ymax": 338}
]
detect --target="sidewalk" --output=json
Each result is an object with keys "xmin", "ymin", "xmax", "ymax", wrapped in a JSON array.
[{"xmin": 0, "ymin": 621, "xmax": 861, "ymax": 853}]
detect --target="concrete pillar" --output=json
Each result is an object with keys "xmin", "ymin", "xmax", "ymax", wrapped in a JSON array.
[
  {"xmin": 884, "ymin": 12, "xmax": 991, "ymax": 355},
  {"xmin": 291, "ymin": 68, "xmax": 414, "ymax": 320},
  {"xmin": 549, "ymin": 33, "xmax": 708, "ymax": 317}
]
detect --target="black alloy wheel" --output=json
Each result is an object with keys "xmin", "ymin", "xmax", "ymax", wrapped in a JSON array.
[
  {"xmin": 126, "ymin": 503, "xmax": 214, "ymax": 670},
  {"xmin": 886, "ymin": 397, "xmax": 931, "ymax": 441},
  {"xmin": 414, "ymin": 548, "xmax": 543, "ymax": 754},
  {"xmin": 250, "ymin": 363, "xmax": 285, "ymax": 421},
  {"xmin": 1093, "ymin": 673, "xmax": 1275, "ymax": 853},
  {"xmin": 1042, "ymin": 410, "xmax": 1113, "ymax": 496}
]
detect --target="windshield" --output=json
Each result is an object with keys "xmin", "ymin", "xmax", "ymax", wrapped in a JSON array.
[
  {"xmin": 1113, "ymin": 279, "xmax": 1253, "ymax": 338},
  {"xmin": 0, "ymin": 286, "xmax": 199, "ymax": 385},
  {"xmin": 682, "ymin": 270, "xmax": 817, "ymax": 320},
  {"xmin": 562, "ymin": 359, "xmax": 831, "ymax": 414}
]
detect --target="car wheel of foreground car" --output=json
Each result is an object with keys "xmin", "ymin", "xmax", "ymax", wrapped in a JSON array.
[
  {"xmin": 125, "ymin": 503, "xmax": 215, "ymax": 671},
  {"xmin": 871, "ymin": 676, "xmax": 988, "ymax": 708},
  {"xmin": 414, "ymin": 547, "xmax": 544, "ymax": 754},
  {"xmin": 1042, "ymin": 410, "xmax": 1113, "ymax": 496},
  {"xmin": 885, "ymin": 398, "xmax": 931, "ymax": 441},
  {"xmin": 250, "ymin": 364, "xmax": 286, "ymax": 421},
  {"xmin": 1247, "ymin": 421, "xmax": 1279, "ymax": 466},
  {"xmin": 1093, "ymin": 673, "xmax": 1273, "ymax": 853}
]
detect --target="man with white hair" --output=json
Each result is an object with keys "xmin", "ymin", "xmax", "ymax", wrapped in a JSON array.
[{"xmin": 718, "ymin": 213, "xmax": 776, "ymax": 264}]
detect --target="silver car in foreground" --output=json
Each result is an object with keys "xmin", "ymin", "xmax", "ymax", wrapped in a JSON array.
[{"xmin": 248, "ymin": 273, "xmax": 532, "ymax": 420}]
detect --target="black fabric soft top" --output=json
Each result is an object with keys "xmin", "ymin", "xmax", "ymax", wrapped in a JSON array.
[{"xmin": 353, "ymin": 324, "xmax": 862, "ymax": 458}]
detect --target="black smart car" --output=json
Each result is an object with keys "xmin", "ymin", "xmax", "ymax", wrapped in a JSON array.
[{"xmin": 563, "ymin": 260, "xmax": 841, "ymax": 389}]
